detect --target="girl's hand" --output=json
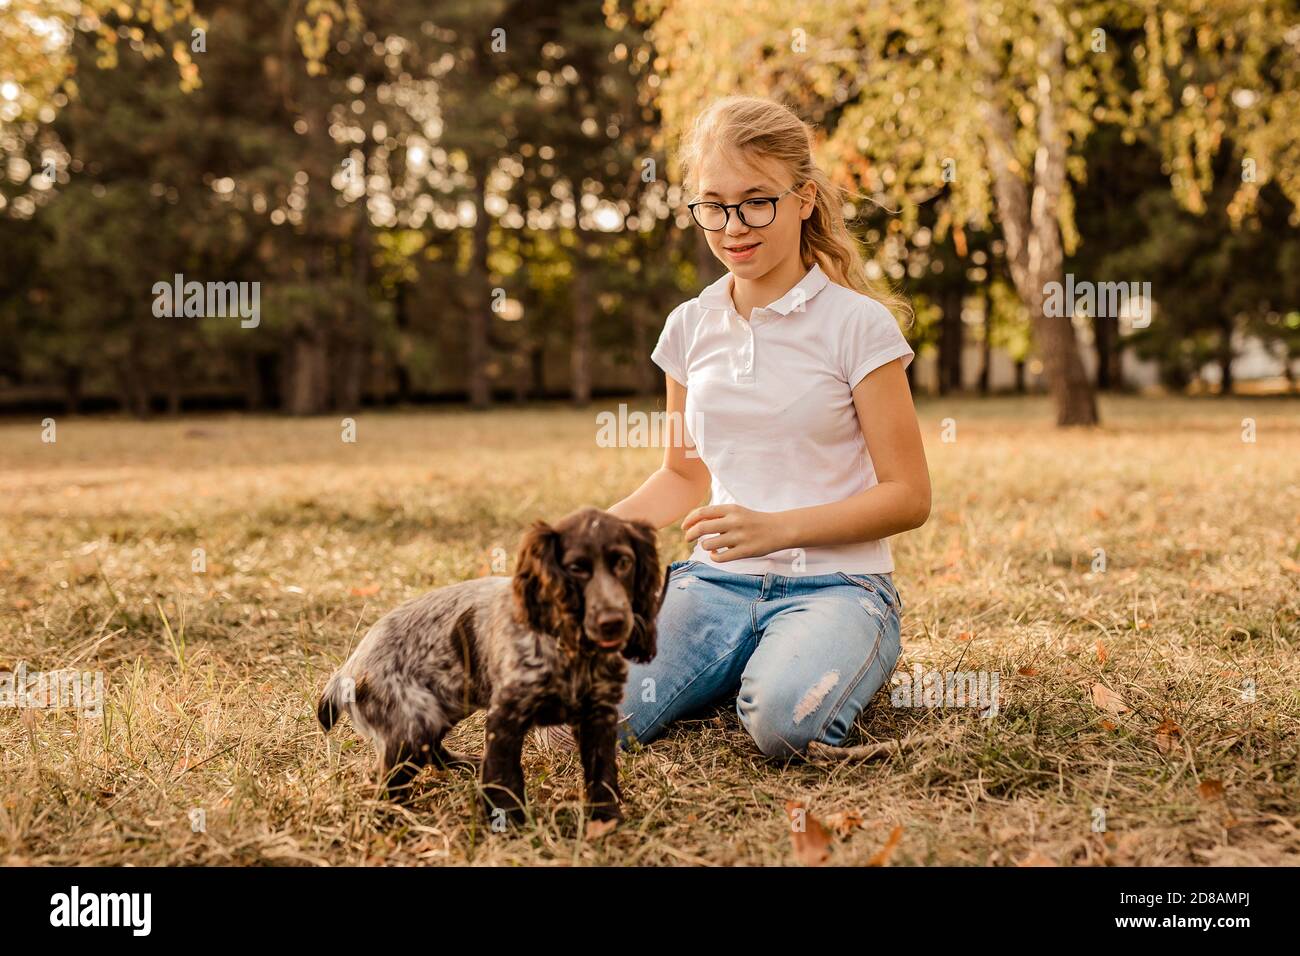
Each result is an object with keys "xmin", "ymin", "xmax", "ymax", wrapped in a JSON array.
[{"xmin": 682, "ymin": 504, "xmax": 786, "ymax": 562}]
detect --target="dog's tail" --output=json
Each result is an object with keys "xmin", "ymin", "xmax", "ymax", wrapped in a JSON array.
[{"xmin": 316, "ymin": 675, "xmax": 344, "ymax": 732}]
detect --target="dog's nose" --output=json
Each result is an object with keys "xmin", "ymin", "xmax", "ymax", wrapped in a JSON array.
[{"xmin": 596, "ymin": 612, "xmax": 628, "ymax": 640}]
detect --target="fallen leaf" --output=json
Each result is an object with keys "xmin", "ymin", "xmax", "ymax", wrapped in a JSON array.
[
  {"xmin": 867, "ymin": 825, "xmax": 904, "ymax": 866},
  {"xmin": 1095, "ymin": 640, "xmax": 1108, "ymax": 664},
  {"xmin": 349, "ymin": 584, "xmax": 381, "ymax": 597},
  {"xmin": 1154, "ymin": 719, "xmax": 1182, "ymax": 755},
  {"xmin": 1199, "ymin": 779, "xmax": 1225, "ymax": 801},
  {"xmin": 786, "ymin": 800, "xmax": 832, "ymax": 866},
  {"xmin": 1092, "ymin": 683, "xmax": 1130, "ymax": 716},
  {"xmin": 1100, "ymin": 718, "xmax": 1118, "ymax": 731},
  {"xmin": 957, "ymin": 631, "xmax": 974, "ymax": 642},
  {"xmin": 822, "ymin": 810, "xmax": 864, "ymax": 837},
  {"xmin": 1017, "ymin": 666, "xmax": 1040, "ymax": 677}
]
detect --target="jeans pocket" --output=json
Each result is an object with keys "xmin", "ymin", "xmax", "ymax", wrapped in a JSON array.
[{"xmin": 835, "ymin": 572, "xmax": 901, "ymax": 614}]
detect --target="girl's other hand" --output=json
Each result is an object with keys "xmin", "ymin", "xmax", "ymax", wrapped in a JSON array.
[{"xmin": 682, "ymin": 504, "xmax": 785, "ymax": 562}]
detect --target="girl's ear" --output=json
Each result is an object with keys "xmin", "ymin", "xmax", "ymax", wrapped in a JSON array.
[{"xmin": 799, "ymin": 181, "xmax": 818, "ymax": 220}]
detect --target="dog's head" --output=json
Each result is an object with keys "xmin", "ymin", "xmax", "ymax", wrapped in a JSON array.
[{"xmin": 512, "ymin": 507, "xmax": 663, "ymax": 663}]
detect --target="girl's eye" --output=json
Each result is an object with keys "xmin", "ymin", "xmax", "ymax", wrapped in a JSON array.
[{"xmin": 740, "ymin": 199, "xmax": 769, "ymax": 211}]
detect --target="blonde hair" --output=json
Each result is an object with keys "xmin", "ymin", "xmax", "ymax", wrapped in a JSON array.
[{"xmin": 679, "ymin": 95, "xmax": 909, "ymax": 321}]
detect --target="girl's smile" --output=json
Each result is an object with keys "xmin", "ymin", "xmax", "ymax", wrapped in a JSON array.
[{"xmin": 722, "ymin": 239, "xmax": 761, "ymax": 262}]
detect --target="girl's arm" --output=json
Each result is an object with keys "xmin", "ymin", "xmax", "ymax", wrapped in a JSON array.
[
  {"xmin": 682, "ymin": 358, "xmax": 930, "ymax": 560},
  {"xmin": 607, "ymin": 374, "xmax": 712, "ymax": 530}
]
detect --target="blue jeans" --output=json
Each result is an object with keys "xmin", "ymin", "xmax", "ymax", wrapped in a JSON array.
[{"xmin": 619, "ymin": 559, "xmax": 903, "ymax": 758}]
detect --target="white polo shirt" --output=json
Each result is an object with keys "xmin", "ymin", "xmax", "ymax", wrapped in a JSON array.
[{"xmin": 651, "ymin": 263, "xmax": 914, "ymax": 576}]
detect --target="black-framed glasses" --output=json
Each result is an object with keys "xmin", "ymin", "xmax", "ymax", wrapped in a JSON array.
[{"xmin": 687, "ymin": 186, "xmax": 797, "ymax": 231}]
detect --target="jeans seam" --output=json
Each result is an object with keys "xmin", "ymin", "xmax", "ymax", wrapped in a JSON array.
[
  {"xmin": 810, "ymin": 612, "xmax": 889, "ymax": 745},
  {"xmin": 629, "ymin": 633, "xmax": 755, "ymax": 741},
  {"xmin": 836, "ymin": 572, "xmax": 901, "ymax": 613}
]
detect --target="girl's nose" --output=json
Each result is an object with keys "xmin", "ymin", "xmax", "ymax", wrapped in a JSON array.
[{"xmin": 724, "ymin": 216, "xmax": 751, "ymax": 237}]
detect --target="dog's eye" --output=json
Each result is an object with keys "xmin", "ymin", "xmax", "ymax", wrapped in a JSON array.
[
  {"xmin": 565, "ymin": 560, "xmax": 592, "ymax": 577},
  {"xmin": 612, "ymin": 554, "xmax": 633, "ymax": 575}
]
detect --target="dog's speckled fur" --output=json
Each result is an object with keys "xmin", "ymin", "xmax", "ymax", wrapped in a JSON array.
[{"xmin": 317, "ymin": 507, "xmax": 663, "ymax": 824}]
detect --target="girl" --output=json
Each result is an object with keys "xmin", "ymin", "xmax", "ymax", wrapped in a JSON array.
[{"xmin": 607, "ymin": 95, "xmax": 931, "ymax": 759}]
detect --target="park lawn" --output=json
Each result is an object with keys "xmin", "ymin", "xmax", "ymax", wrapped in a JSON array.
[{"xmin": 0, "ymin": 395, "xmax": 1297, "ymax": 866}]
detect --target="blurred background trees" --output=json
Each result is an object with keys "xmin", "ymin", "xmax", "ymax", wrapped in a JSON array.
[{"xmin": 0, "ymin": 0, "xmax": 1296, "ymax": 420}]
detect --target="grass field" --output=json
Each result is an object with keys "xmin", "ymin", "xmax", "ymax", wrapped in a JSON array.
[{"xmin": 1, "ymin": 395, "xmax": 1297, "ymax": 866}]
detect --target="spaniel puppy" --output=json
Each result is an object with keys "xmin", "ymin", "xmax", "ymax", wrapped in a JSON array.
[{"xmin": 317, "ymin": 507, "xmax": 662, "ymax": 825}]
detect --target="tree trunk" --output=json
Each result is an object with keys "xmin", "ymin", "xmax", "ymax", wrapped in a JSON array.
[
  {"xmin": 116, "ymin": 338, "xmax": 151, "ymax": 418},
  {"xmin": 938, "ymin": 286, "xmax": 964, "ymax": 394},
  {"xmin": 1014, "ymin": 359, "xmax": 1026, "ymax": 393},
  {"xmin": 286, "ymin": 328, "xmax": 329, "ymax": 415},
  {"xmin": 337, "ymin": 208, "xmax": 371, "ymax": 413},
  {"xmin": 571, "ymin": 249, "xmax": 593, "ymax": 405},
  {"xmin": 1094, "ymin": 314, "xmax": 1118, "ymax": 391},
  {"xmin": 244, "ymin": 353, "xmax": 264, "ymax": 411},
  {"xmin": 336, "ymin": 344, "xmax": 365, "ymax": 412},
  {"xmin": 164, "ymin": 351, "xmax": 183, "ymax": 416},
  {"xmin": 116, "ymin": 367, "xmax": 150, "ymax": 418},
  {"xmin": 633, "ymin": 301, "xmax": 654, "ymax": 397},
  {"xmin": 978, "ymin": 293, "xmax": 992, "ymax": 395},
  {"xmin": 1026, "ymin": 285, "xmax": 1098, "ymax": 423},
  {"xmin": 530, "ymin": 343, "xmax": 546, "ymax": 399},
  {"xmin": 467, "ymin": 156, "xmax": 493, "ymax": 408},
  {"xmin": 965, "ymin": 0, "xmax": 1098, "ymax": 425},
  {"xmin": 393, "ymin": 282, "xmax": 413, "ymax": 404},
  {"xmin": 1217, "ymin": 319, "xmax": 1235, "ymax": 395}
]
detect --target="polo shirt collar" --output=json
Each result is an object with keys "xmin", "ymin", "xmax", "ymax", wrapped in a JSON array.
[
  {"xmin": 769, "ymin": 263, "xmax": 829, "ymax": 315},
  {"xmin": 696, "ymin": 263, "xmax": 831, "ymax": 316}
]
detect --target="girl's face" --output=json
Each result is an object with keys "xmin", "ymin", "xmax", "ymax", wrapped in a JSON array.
[{"xmin": 693, "ymin": 148, "xmax": 815, "ymax": 283}]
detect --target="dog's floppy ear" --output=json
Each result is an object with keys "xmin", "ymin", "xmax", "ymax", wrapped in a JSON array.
[
  {"xmin": 512, "ymin": 520, "xmax": 576, "ymax": 647},
  {"xmin": 623, "ymin": 519, "xmax": 663, "ymax": 664}
]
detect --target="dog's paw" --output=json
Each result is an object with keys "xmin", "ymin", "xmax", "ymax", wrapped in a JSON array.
[{"xmin": 586, "ymin": 815, "xmax": 621, "ymax": 839}]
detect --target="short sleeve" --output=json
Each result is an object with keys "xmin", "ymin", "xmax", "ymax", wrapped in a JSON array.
[
  {"xmin": 840, "ymin": 298, "xmax": 914, "ymax": 388},
  {"xmin": 650, "ymin": 302, "xmax": 690, "ymax": 386}
]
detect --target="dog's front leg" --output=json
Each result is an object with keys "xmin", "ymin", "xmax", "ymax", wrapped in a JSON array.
[
  {"xmin": 577, "ymin": 707, "xmax": 623, "ymax": 823},
  {"xmin": 481, "ymin": 706, "xmax": 529, "ymax": 827}
]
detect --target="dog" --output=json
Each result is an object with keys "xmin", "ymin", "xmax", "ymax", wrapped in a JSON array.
[{"xmin": 316, "ymin": 507, "xmax": 663, "ymax": 825}]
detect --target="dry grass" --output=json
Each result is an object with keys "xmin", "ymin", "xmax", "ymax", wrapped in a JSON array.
[{"xmin": 1, "ymin": 395, "xmax": 1297, "ymax": 866}]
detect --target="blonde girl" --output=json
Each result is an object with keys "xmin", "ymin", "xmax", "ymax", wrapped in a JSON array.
[{"xmin": 607, "ymin": 96, "xmax": 931, "ymax": 758}]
